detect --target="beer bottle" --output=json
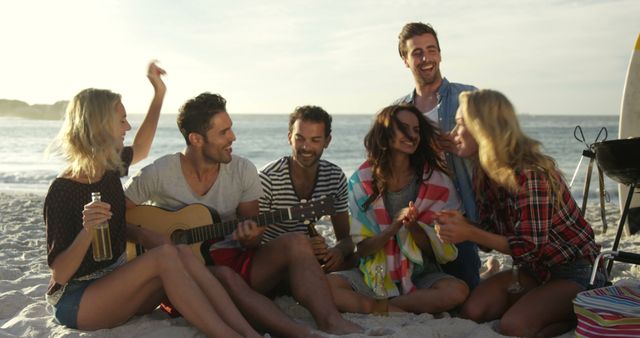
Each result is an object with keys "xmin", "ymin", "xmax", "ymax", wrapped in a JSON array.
[{"xmin": 90, "ymin": 192, "xmax": 113, "ymax": 261}]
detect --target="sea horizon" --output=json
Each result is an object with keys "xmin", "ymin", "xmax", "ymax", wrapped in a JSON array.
[{"xmin": 0, "ymin": 114, "xmax": 623, "ymax": 208}]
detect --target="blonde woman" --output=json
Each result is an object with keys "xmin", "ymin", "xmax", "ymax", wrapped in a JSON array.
[
  {"xmin": 44, "ymin": 62, "xmax": 260, "ymax": 337},
  {"xmin": 435, "ymin": 89, "xmax": 604, "ymax": 337}
]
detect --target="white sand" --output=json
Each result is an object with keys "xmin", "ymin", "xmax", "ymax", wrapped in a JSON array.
[{"xmin": 1, "ymin": 191, "xmax": 638, "ymax": 338}]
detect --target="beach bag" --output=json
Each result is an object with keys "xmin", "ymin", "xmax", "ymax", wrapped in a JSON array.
[{"xmin": 573, "ymin": 284, "xmax": 640, "ymax": 337}]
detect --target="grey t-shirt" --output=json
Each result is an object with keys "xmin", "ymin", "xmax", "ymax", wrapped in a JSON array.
[{"xmin": 124, "ymin": 153, "xmax": 263, "ymax": 248}]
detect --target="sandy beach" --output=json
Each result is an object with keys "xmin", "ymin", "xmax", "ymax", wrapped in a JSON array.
[{"xmin": 1, "ymin": 190, "xmax": 638, "ymax": 338}]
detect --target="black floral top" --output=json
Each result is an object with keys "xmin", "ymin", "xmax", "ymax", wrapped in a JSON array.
[{"xmin": 44, "ymin": 147, "xmax": 133, "ymax": 296}]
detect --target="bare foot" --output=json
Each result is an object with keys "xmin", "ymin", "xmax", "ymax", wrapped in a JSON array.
[
  {"xmin": 480, "ymin": 256, "xmax": 501, "ymax": 280},
  {"xmin": 319, "ymin": 313, "xmax": 363, "ymax": 335}
]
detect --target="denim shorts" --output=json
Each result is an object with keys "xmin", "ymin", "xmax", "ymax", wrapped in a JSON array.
[
  {"xmin": 332, "ymin": 265, "xmax": 455, "ymax": 298},
  {"xmin": 53, "ymin": 279, "xmax": 96, "ymax": 329},
  {"xmin": 548, "ymin": 259, "xmax": 606, "ymax": 289}
]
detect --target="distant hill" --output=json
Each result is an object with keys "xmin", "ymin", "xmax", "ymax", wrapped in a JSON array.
[{"xmin": 0, "ymin": 99, "xmax": 67, "ymax": 120}]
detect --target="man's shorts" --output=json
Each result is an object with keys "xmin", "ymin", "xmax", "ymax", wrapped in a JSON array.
[{"xmin": 206, "ymin": 245, "xmax": 256, "ymax": 284}]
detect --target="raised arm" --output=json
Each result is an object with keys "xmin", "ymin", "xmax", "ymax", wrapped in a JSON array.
[{"xmin": 131, "ymin": 61, "xmax": 167, "ymax": 164}]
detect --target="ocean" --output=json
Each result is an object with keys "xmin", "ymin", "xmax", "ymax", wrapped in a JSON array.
[{"xmin": 0, "ymin": 114, "xmax": 620, "ymax": 205}]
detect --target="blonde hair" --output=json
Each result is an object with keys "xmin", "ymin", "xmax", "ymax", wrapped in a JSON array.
[
  {"xmin": 459, "ymin": 89, "xmax": 563, "ymax": 202},
  {"xmin": 48, "ymin": 88, "xmax": 123, "ymax": 179}
]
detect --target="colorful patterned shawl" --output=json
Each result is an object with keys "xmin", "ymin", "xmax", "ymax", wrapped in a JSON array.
[{"xmin": 349, "ymin": 161, "xmax": 461, "ymax": 297}]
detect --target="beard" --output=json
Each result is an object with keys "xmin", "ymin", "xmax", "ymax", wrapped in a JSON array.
[
  {"xmin": 413, "ymin": 63, "xmax": 441, "ymax": 87},
  {"xmin": 292, "ymin": 150, "xmax": 321, "ymax": 168},
  {"xmin": 203, "ymin": 146, "xmax": 232, "ymax": 164}
]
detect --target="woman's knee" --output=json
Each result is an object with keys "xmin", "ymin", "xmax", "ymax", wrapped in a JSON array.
[
  {"xmin": 459, "ymin": 298, "xmax": 487, "ymax": 322},
  {"xmin": 150, "ymin": 244, "xmax": 180, "ymax": 267},
  {"xmin": 499, "ymin": 312, "xmax": 532, "ymax": 337},
  {"xmin": 447, "ymin": 280, "xmax": 469, "ymax": 308},
  {"xmin": 175, "ymin": 244, "xmax": 198, "ymax": 261},
  {"xmin": 435, "ymin": 278, "xmax": 469, "ymax": 309}
]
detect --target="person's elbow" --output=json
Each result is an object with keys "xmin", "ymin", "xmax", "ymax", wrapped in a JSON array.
[
  {"xmin": 49, "ymin": 264, "xmax": 71, "ymax": 286},
  {"xmin": 125, "ymin": 197, "xmax": 138, "ymax": 209}
]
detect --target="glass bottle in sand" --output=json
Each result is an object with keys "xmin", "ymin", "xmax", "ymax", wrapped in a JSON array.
[
  {"xmin": 90, "ymin": 192, "xmax": 113, "ymax": 261},
  {"xmin": 372, "ymin": 264, "xmax": 389, "ymax": 315},
  {"xmin": 506, "ymin": 258, "xmax": 525, "ymax": 305}
]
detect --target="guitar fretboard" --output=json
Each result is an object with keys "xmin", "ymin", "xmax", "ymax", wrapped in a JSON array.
[{"xmin": 187, "ymin": 207, "xmax": 300, "ymax": 243}]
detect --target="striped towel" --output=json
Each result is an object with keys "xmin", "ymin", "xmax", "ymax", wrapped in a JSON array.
[
  {"xmin": 348, "ymin": 161, "xmax": 460, "ymax": 297},
  {"xmin": 574, "ymin": 284, "xmax": 640, "ymax": 338}
]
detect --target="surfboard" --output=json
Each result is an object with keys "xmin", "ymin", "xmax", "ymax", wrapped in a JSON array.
[{"xmin": 618, "ymin": 33, "xmax": 640, "ymax": 235}]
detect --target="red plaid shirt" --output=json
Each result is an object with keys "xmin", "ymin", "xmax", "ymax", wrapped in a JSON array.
[{"xmin": 476, "ymin": 168, "xmax": 600, "ymax": 283}]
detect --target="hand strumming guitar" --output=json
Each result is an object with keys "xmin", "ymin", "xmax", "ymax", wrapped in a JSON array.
[{"xmin": 232, "ymin": 219, "xmax": 264, "ymax": 248}]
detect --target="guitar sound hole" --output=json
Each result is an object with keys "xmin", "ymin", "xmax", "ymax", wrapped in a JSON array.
[{"xmin": 171, "ymin": 230, "xmax": 189, "ymax": 245}]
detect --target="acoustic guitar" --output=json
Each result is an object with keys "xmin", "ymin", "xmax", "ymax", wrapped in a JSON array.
[{"xmin": 125, "ymin": 196, "xmax": 335, "ymax": 262}]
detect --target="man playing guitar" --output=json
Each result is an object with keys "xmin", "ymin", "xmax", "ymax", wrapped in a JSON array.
[{"xmin": 124, "ymin": 93, "xmax": 361, "ymax": 337}]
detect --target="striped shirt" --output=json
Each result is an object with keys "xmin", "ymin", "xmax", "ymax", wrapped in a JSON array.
[{"xmin": 259, "ymin": 156, "xmax": 348, "ymax": 243}]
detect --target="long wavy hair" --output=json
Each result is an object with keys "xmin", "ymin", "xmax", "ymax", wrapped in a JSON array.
[
  {"xmin": 48, "ymin": 88, "xmax": 124, "ymax": 179},
  {"xmin": 459, "ymin": 89, "xmax": 563, "ymax": 202},
  {"xmin": 363, "ymin": 104, "xmax": 448, "ymax": 209}
]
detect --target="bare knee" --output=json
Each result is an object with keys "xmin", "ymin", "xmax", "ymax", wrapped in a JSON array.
[
  {"xmin": 433, "ymin": 278, "xmax": 469, "ymax": 311},
  {"xmin": 327, "ymin": 274, "xmax": 350, "ymax": 289},
  {"xmin": 274, "ymin": 233, "xmax": 313, "ymax": 255},
  {"xmin": 146, "ymin": 244, "xmax": 183, "ymax": 275},
  {"xmin": 499, "ymin": 313, "xmax": 532, "ymax": 337},
  {"xmin": 175, "ymin": 244, "xmax": 195, "ymax": 260},
  {"xmin": 446, "ymin": 280, "xmax": 469, "ymax": 308},
  {"xmin": 152, "ymin": 244, "xmax": 180, "ymax": 262},
  {"xmin": 460, "ymin": 299, "xmax": 487, "ymax": 322}
]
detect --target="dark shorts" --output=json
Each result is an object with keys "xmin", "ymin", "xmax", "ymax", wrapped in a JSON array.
[
  {"xmin": 441, "ymin": 241, "xmax": 481, "ymax": 289},
  {"xmin": 549, "ymin": 258, "xmax": 606, "ymax": 289},
  {"xmin": 52, "ymin": 279, "xmax": 96, "ymax": 329}
]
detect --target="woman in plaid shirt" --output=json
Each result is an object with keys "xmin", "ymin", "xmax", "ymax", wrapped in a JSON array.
[{"xmin": 435, "ymin": 89, "xmax": 604, "ymax": 338}]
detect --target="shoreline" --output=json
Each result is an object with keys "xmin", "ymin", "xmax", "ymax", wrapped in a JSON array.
[{"xmin": 1, "ymin": 191, "xmax": 638, "ymax": 337}]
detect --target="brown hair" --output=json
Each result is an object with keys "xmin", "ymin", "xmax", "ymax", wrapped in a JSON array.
[
  {"xmin": 363, "ymin": 104, "xmax": 448, "ymax": 209},
  {"xmin": 398, "ymin": 22, "xmax": 440, "ymax": 59},
  {"xmin": 177, "ymin": 92, "xmax": 227, "ymax": 145},
  {"xmin": 288, "ymin": 105, "xmax": 332, "ymax": 137}
]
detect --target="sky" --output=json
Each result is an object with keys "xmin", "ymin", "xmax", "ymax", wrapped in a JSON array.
[{"xmin": 1, "ymin": 0, "xmax": 639, "ymax": 116}]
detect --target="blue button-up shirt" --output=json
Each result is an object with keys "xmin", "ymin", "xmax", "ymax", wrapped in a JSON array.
[{"xmin": 394, "ymin": 78, "xmax": 478, "ymax": 222}]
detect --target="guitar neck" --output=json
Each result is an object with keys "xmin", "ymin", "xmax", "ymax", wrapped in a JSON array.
[{"xmin": 187, "ymin": 208, "xmax": 295, "ymax": 243}]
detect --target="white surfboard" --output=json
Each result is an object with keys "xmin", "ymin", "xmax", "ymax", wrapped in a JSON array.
[{"xmin": 618, "ymin": 33, "xmax": 640, "ymax": 235}]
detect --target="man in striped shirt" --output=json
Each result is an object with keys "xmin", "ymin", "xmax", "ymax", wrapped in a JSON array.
[{"xmin": 259, "ymin": 106, "xmax": 355, "ymax": 272}]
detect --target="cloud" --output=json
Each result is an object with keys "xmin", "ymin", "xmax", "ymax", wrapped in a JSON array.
[{"xmin": 0, "ymin": 0, "xmax": 638, "ymax": 115}]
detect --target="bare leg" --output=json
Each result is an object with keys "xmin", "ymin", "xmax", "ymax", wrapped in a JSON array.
[
  {"xmin": 499, "ymin": 279, "xmax": 583, "ymax": 337},
  {"xmin": 208, "ymin": 264, "xmax": 315, "ymax": 338},
  {"xmin": 461, "ymin": 269, "xmax": 538, "ymax": 323},
  {"xmin": 250, "ymin": 233, "xmax": 363, "ymax": 335},
  {"xmin": 327, "ymin": 274, "xmax": 404, "ymax": 313},
  {"xmin": 389, "ymin": 278, "xmax": 469, "ymax": 313},
  {"xmin": 175, "ymin": 245, "xmax": 260, "ymax": 337},
  {"xmin": 76, "ymin": 244, "xmax": 255, "ymax": 338}
]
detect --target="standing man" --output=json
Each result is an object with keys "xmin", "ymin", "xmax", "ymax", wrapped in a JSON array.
[
  {"xmin": 394, "ymin": 22, "xmax": 481, "ymax": 289},
  {"xmin": 259, "ymin": 106, "xmax": 355, "ymax": 272},
  {"xmin": 124, "ymin": 93, "xmax": 361, "ymax": 337}
]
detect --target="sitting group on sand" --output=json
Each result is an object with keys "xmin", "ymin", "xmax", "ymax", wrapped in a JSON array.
[{"xmin": 43, "ymin": 22, "xmax": 605, "ymax": 338}]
